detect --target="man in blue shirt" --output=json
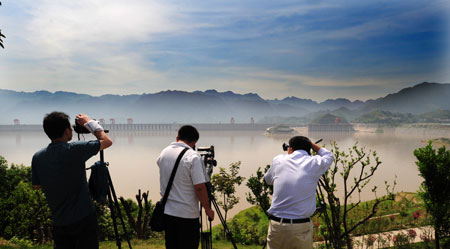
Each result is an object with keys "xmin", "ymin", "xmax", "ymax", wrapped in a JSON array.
[
  {"xmin": 32, "ymin": 112, "xmax": 112, "ymax": 249},
  {"xmin": 264, "ymin": 136, "xmax": 334, "ymax": 249}
]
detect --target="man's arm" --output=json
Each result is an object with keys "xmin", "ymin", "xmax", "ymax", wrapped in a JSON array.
[
  {"xmin": 194, "ymin": 183, "xmax": 215, "ymax": 221},
  {"xmin": 311, "ymin": 142, "xmax": 334, "ymax": 175},
  {"xmin": 93, "ymin": 130, "xmax": 112, "ymax": 151},
  {"xmin": 76, "ymin": 113, "xmax": 112, "ymax": 151},
  {"xmin": 311, "ymin": 142, "xmax": 322, "ymax": 153}
]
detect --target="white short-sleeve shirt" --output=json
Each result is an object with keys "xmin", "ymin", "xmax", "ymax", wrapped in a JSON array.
[
  {"xmin": 157, "ymin": 142, "xmax": 207, "ymax": 218},
  {"xmin": 264, "ymin": 148, "xmax": 334, "ymax": 219}
]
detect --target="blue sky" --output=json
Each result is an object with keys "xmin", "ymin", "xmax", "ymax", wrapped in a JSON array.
[{"xmin": 0, "ymin": 0, "xmax": 449, "ymax": 101}]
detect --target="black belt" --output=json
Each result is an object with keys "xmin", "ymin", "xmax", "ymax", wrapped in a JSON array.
[{"xmin": 269, "ymin": 215, "xmax": 310, "ymax": 224}]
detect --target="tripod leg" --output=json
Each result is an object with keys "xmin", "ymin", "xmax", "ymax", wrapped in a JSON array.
[
  {"xmin": 107, "ymin": 187, "xmax": 122, "ymax": 249},
  {"xmin": 200, "ymin": 206, "xmax": 213, "ymax": 249},
  {"xmin": 106, "ymin": 168, "xmax": 133, "ymax": 249},
  {"xmin": 204, "ymin": 182, "xmax": 238, "ymax": 249},
  {"xmin": 211, "ymin": 198, "xmax": 238, "ymax": 249}
]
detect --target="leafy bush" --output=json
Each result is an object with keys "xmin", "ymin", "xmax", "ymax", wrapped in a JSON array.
[
  {"xmin": 393, "ymin": 232, "xmax": 409, "ymax": 248},
  {"xmin": 0, "ymin": 156, "xmax": 52, "ymax": 243},
  {"xmin": 213, "ymin": 206, "xmax": 268, "ymax": 245}
]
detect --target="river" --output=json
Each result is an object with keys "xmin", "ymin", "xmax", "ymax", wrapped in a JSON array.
[{"xmin": 1, "ymin": 126, "xmax": 448, "ymax": 221}]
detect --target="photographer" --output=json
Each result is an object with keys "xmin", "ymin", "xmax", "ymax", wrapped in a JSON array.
[
  {"xmin": 32, "ymin": 112, "xmax": 112, "ymax": 249},
  {"xmin": 264, "ymin": 136, "xmax": 333, "ymax": 249},
  {"xmin": 157, "ymin": 125, "xmax": 214, "ymax": 249}
]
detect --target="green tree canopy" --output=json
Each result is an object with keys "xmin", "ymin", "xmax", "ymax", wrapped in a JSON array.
[
  {"xmin": 211, "ymin": 161, "xmax": 245, "ymax": 221},
  {"xmin": 414, "ymin": 142, "xmax": 450, "ymax": 249}
]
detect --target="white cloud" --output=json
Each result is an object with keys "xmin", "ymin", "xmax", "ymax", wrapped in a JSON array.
[{"xmin": 23, "ymin": 0, "xmax": 184, "ymax": 57}]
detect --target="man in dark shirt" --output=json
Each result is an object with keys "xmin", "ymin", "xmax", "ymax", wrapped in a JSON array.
[{"xmin": 32, "ymin": 112, "xmax": 112, "ymax": 249}]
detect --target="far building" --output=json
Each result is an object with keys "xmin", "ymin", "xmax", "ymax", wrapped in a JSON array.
[{"xmin": 308, "ymin": 113, "xmax": 354, "ymax": 132}]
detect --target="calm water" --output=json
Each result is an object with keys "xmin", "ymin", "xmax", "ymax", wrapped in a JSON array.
[{"xmin": 1, "ymin": 127, "xmax": 448, "ymax": 220}]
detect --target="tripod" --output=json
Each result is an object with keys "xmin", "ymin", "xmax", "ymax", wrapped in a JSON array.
[
  {"xmin": 78, "ymin": 131, "xmax": 132, "ymax": 249},
  {"xmin": 200, "ymin": 182, "xmax": 238, "ymax": 249},
  {"xmin": 100, "ymin": 149, "xmax": 133, "ymax": 249}
]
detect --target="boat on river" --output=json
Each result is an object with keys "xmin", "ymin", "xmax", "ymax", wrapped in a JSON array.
[{"xmin": 266, "ymin": 125, "xmax": 295, "ymax": 134}]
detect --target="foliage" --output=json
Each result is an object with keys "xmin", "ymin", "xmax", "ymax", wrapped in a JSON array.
[
  {"xmin": 316, "ymin": 141, "xmax": 396, "ymax": 249},
  {"xmin": 245, "ymin": 165, "xmax": 273, "ymax": 216},
  {"xmin": 212, "ymin": 206, "xmax": 268, "ymax": 245},
  {"xmin": 414, "ymin": 142, "xmax": 450, "ymax": 249},
  {"xmin": 417, "ymin": 109, "xmax": 450, "ymax": 123},
  {"xmin": 211, "ymin": 161, "xmax": 245, "ymax": 221},
  {"xmin": 0, "ymin": 156, "xmax": 52, "ymax": 243},
  {"xmin": 311, "ymin": 113, "xmax": 350, "ymax": 124},
  {"xmin": 119, "ymin": 189, "xmax": 155, "ymax": 239},
  {"xmin": 393, "ymin": 232, "xmax": 410, "ymax": 248},
  {"xmin": 354, "ymin": 110, "xmax": 417, "ymax": 126},
  {"xmin": 95, "ymin": 197, "xmax": 137, "ymax": 243}
]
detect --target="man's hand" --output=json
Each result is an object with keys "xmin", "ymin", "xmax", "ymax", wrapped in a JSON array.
[
  {"xmin": 76, "ymin": 113, "xmax": 91, "ymax": 126},
  {"xmin": 194, "ymin": 183, "xmax": 215, "ymax": 221},
  {"xmin": 76, "ymin": 113, "xmax": 112, "ymax": 150},
  {"xmin": 205, "ymin": 208, "xmax": 215, "ymax": 221},
  {"xmin": 311, "ymin": 142, "xmax": 321, "ymax": 153}
]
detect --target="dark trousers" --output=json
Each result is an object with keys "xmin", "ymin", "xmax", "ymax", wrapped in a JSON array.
[
  {"xmin": 164, "ymin": 214, "xmax": 200, "ymax": 249},
  {"xmin": 53, "ymin": 213, "xmax": 99, "ymax": 249}
]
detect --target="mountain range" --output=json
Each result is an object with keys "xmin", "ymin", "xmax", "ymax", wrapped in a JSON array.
[{"xmin": 0, "ymin": 82, "xmax": 449, "ymax": 124}]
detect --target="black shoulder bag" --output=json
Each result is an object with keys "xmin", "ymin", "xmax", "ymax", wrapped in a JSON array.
[{"xmin": 150, "ymin": 147, "xmax": 189, "ymax": 232}]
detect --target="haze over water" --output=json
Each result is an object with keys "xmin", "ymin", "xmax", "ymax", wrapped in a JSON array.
[{"xmin": 2, "ymin": 126, "xmax": 448, "ymax": 221}]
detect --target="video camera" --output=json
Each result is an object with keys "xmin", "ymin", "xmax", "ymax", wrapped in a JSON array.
[{"xmin": 197, "ymin": 146, "xmax": 217, "ymax": 181}]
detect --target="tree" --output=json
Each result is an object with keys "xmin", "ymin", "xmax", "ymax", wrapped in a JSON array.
[
  {"xmin": 119, "ymin": 189, "xmax": 153, "ymax": 239},
  {"xmin": 211, "ymin": 161, "xmax": 245, "ymax": 221},
  {"xmin": 0, "ymin": 156, "xmax": 52, "ymax": 243},
  {"xmin": 414, "ymin": 142, "xmax": 450, "ymax": 249},
  {"xmin": 316, "ymin": 142, "xmax": 396, "ymax": 249},
  {"xmin": 245, "ymin": 164, "xmax": 273, "ymax": 216},
  {"xmin": 0, "ymin": 1, "xmax": 5, "ymax": 48}
]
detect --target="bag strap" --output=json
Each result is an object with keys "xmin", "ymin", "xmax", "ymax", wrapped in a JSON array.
[{"xmin": 161, "ymin": 147, "xmax": 189, "ymax": 206}]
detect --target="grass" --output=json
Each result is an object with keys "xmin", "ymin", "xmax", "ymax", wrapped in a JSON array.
[
  {"xmin": 0, "ymin": 192, "xmax": 440, "ymax": 249},
  {"xmin": 0, "ymin": 238, "xmax": 262, "ymax": 249}
]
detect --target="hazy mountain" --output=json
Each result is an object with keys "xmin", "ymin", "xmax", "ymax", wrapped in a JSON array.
[
  {"xmin": 0, "ymin": 82, "xmax": 449, "ymax": 124},
  {"xmin": 364, "ymin": 82, "xmax": 450, "ymax": 114}
]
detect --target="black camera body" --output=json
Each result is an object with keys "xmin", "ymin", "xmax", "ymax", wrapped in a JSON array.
[
  {"xmin": 73, "ymin": 118, "xmax": 91, "ymax": 134},
  {"xmin": 282, "ymin": 139, "xmax": 323, "ymax": 152}
]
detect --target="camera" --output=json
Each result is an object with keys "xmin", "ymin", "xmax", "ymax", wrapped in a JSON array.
[
  {"xmin": 197, "ymin": 145, "xmax": 217, "ymax": 181},
  {"xmin": 73, "ymin": 118, "xmax": 91, "ymax": 134},
  {"xmin": 281, "ymin": 139, "xmax": 323, "ymax": 151}
]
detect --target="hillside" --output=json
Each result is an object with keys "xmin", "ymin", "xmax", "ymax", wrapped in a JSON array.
[
  {"xmin": 0, "ymin": 82, "xmax": 449, "ymax": 124},
  {"xmin": 364, "ymin": 82, "xmax": 450, "ymax": 114}
]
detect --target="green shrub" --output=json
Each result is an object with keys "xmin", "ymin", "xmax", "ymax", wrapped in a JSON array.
[{"xmin": 213, "ymin": 206, "xmax": 268, "ymax": 245}]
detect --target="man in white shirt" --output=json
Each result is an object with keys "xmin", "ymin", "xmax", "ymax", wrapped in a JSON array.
[
  {"xmin": 264, "ymin": 136, "xmax": 334, "ymax": 249},
  {"xmin": 157, "ymin": 125, "xmax": 214, "ymax": 249}
]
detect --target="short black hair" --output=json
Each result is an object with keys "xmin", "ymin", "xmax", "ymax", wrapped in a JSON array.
[
  {"xmin": 178, "ymin": 125, "xmax": 199, "ymax": 143},
  {"xmin": 43, "ymin": 112, "xmax": 71, "ymax": 140},
  {"xmin": 289, "ymin": 136, "xmax": 312, "ymax": 154}
]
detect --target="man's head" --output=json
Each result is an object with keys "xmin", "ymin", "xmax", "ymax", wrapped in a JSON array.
[
  {"xmin": 288, "ymin": 136, "xmax": 312, "ymax": 154},
  {"xmin": 177, "ymin": 125, "xmax": 199, "ymax": 148},
  {"xmin": 43, "ymin": 112, "xmax": 72, "ymax": 141}
]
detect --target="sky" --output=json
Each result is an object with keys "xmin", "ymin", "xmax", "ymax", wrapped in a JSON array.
[{"xmin": 0, "ymin": 0, "xmax": 449, "ymax": 101}]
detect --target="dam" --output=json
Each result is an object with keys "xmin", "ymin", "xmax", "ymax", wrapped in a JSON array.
[{"xmin": 0, "ymin": 123, "xmax": 273, "ymax": 132}]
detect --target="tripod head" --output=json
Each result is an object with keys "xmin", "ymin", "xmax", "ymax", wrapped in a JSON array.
[{"xmin": 197, "ymin": 145, "xmax": 217, "ymax": 182}]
